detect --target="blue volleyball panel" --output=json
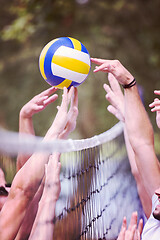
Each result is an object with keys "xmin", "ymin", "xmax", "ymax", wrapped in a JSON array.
[
  {"xmin": 81, "ymin": 43, "xmax": 89, "ymax": 54},
  {"xmin": 44, "ymin": 38, "xmax": 74, "ymax": 85},
  {"xmin": 46, "ymin": 75, "xmax": 65, "ymax": 86},
  {"xmin": 70, "ymin": 79, "xmax": 85, "ymax": 88}
]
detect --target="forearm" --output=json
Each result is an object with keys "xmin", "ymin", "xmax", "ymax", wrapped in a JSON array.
[
  {"xmin": 124, "ymin": 85, "xmax": 154, "ymax": 148},
  {"xmin": 0, "ymin": 152, "xmax": 55, "ymax": 240},
  {"xmin": 15, "ymin": 180, "xmax": 44, "ymax": 240},
  {"xmin": 17, "ymin": 113, "xmax": 35, "ymax": 170},
  {"xmin": 29, "ymin": 153, "xmax": 61, "ymax": 240},
  {"xmin": 123, "ymin": 127, "xmax": 152, "ymax": 218},
  {"xmin": 12, "ymin": 152, "xmax": 49, "ymax": 199},
  {"xmin": 124, "ymin": 84, "xmax": 160, "ymax": 196},
  {"xmin": 43, "ymin": 124, "xmax": 59, "ymax": 141},
  {"xmin": 14, "ymin": 127, "xmax": 59, "ymax": 197},
  {"xmin": 29, "ymin": 193, "xmax": 57, "ymax": 240},
  {"xmin": 123, "ymin": 126, "xmax": 137, "ymax": 173},
  {"xmin": 19, "ymin": 110, "xmax": 35, "ymax": 136}
]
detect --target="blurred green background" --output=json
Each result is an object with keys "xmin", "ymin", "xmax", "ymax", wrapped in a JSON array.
[{"xmin": 0, "ymin": 0, "xmax": 160, "ymax": 153}]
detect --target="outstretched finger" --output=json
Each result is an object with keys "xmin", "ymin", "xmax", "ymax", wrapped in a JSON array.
[
  {"xmin": 103, "ymin": 83, "xmax": 112, "ymax": 94},
  {"xmin": 43, "ymin": 94, "xmax": 58, "ymax": 106},
  {"xmin": 117, "ymin": 217, "xmax": 127, "ymax": 240},
  {"xmin": 149, "ymin": 99, "xmax": 160, "ymax": 112},
  {"xmin": 104, "ymin": 83, "xmax": 117, "ymax": 108},
  {"xmin": 150, "ymin": 106, "xmax": 160, "ymax": 112},
  {"xmin": 39, "ymin": 86, "xmax": 58, "ymax": 97},
  {"xmin": 107, "ymin": 105, "xmax": 124, "ymax": 122},
  {"xmin": 35, "ymin": 96, "xmax": 48, "ymax": 105},
  {"xmin": 154, "ymin": 90, "xmax": 160, "ymax": 96},
  {"xmin": 67, "ymin": 86, "xmax": 75, "ymax": 104},
  {"xmin": 128, "ymin": 212, "xmax": 137, "ymax": 231},
  {"xmin": 107, "ymin": 105, "xmax": 118, "ymax": 116},
  {"xmin": 60, "ymin": 87, "xmax": 69, "ymax": 111},
  {"xmin": 93, "ymin": 63, "xmax": 110, "ymax": 73},
  {"xmin": 108, "ymin": 73, "xmax": 124, "ymax": 99},
  {"xmin": 69, "ymin": 87, "xmax": 78, "ymax": 110},
  {"xmin": 72, "ymin": 87, "xmax": 78, "ymax": 108},
  {"xmin": 59, "ymin": 106, "xmax": 78, "ymax": 139},
  {"xmin": 138, "ymin": 218, "xmax": 143, "ymax": 235},
  {"xmin": 59, "ymin": 88, "xmax": 78, "ymax": 139},
  {"xmin": 149, "ymin": 98, "xmax": 160, "ymax": 107},
  {"xmin": 91, "ymin": 58, "xmax": 107, "ymax": 65}
]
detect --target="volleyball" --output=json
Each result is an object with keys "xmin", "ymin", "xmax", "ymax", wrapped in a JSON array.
[{"xmin": 39, "ymin": 37, "xmax": 91, "ymax": 89}]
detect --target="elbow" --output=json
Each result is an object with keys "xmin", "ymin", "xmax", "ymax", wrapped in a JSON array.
[
  {"xmin": 10, "ymin": 180, "xmax": 37, "ymax": 203},
  {"xmin": 12, "ymin": 185, "xmax": 34, "ymax": 202}
]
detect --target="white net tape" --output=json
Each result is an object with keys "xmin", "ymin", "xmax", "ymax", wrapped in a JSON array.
[{"xmin": 0, "ymin": 122, "xmax": 123, "ymax": 156}]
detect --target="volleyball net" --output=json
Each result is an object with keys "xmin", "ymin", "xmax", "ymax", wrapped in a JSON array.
[{"xmin": 0, "ymin": 122, "xmax": 144, "ymax": 240}]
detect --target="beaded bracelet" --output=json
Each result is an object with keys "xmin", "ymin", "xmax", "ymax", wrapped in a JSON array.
[{"xmin": 122, "ymin": 78, "xmax": 136, "ymax": 89}]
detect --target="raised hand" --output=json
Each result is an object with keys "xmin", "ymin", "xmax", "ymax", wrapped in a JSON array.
[
  {"xmin": 17, "ymin": 87, "xmax": 59, "ymax": 170},
  {"xmin": 149, "ymin": 90, "xmax": 160, "ymax": 129},
  {"xmin": 117, "ymin": 212, "xmax": 143, "ymax": 240},
  {"xmin": 91, "ymin": 58, "xmax": 134, "ymax": 86},
  {"xmin": 20, "ymin": 86, "xmax": 58, "ymax": 119},
  {"xmin": 44, "ymin": 86, "xmax": 78, "ymax": 140},
  {"xmin": 59, "ymin": 87, "xmax": 78, "ymax": 139}
]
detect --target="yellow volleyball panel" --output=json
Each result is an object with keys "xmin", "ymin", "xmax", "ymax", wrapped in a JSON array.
[
  {"xmin": 52, "ymin": 56, "xmax": 90, "ymax": 74},
  {"xmin": 55, "ymin": 79, "xmax": 72, "ymax": 89},
  {"xmin": 68, "ymin": 37, "xmax": 82, "ymax": 51}
]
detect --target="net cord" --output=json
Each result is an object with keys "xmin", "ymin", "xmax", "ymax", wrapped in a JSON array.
[{"xmin": 0, "ymin": 122, "xmax": 123, "ymax": 156}]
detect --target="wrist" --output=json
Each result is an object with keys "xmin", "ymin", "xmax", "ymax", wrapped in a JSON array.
[
  {"xmin": 122, "ymin": 78, "xmax": 136, "ymax": 89},
  {"xmin": 43, "ymin": 126, "xmax": 60, "ymax": 140},
  {"xmin": 43, "ymin": 131, "xmax": 59, "ymax": 141},
  {"xmin": 19, "ymin": 109, "xmax": 32, "ymax": 120}
]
